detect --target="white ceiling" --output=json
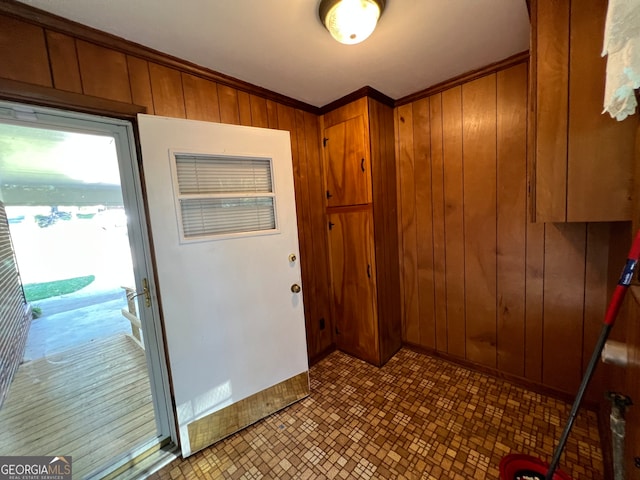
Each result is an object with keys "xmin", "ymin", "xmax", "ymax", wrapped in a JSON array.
[{"xmin": 17, "ymin": 0, "xmax": 530, "ymax": 107}]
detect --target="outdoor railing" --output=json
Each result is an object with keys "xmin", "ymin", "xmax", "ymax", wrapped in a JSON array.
[{"xmin": 121, "ymin": 286, "xmax": 143, "ymax": 348}]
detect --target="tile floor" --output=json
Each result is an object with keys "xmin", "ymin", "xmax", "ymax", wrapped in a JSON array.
[{"xmin": 148, "ymin": 348, "xmax": 603, "ymax": 480}]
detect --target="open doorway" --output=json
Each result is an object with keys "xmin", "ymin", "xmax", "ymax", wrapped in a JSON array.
[{"xmin": 0, "ymin": 103, "xmax": 174, "ymax": 478}]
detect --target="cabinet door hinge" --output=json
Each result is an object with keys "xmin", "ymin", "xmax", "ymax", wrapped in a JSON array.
[
  {"xmin": 323, "ymin": 137, "xmax": 329, "ymax": 147},
  {"xmin": 328, "ymin": 221, "xmax": 335, "ymax": 230},
  {"xmin": 326, "ymin": 190, "xmax": 333, "ymax": 199}
]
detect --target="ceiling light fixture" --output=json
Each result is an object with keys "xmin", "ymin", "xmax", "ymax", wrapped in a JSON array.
[{"xmin": 319, "ymin": 0, "xmax": 386, "ymax": 45}]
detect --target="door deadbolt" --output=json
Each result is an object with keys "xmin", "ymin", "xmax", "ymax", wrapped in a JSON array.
[
  {"xmin": 289, "ymin": 253, "xmax": 297, "ymax": 262},
  {"xmin": 291, "ymin": 284, "xmax": 301, "ymax": 293}
]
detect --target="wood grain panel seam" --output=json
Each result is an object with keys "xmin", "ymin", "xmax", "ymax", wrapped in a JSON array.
[
  {"xmin": 564, "ymin": 0, "xmax": 572, "ymax": 220},
  {"xmin": 394, "ymin": 110, "xmax": 405, "ymax": 340},
  {"xmin": 179, "ymin": 73, "xmax": 187, "ymax": 121},
  {"xmin": 72, "ymin": 35, "xmax": 83, "ymax": 95},
  {"xmin": 41, "ymin": 27, "xmax": 55, "ymax": 91},
  {"xmin": 144, "ymin": 59, "xmax": 155, "ymax": 114},
  {"xmin": 540, "ymin": 225, "xmax": 546, "ymax": 382},
  {"xmin": 428, "ymin": 102, "xmax": 439, "ymax": 348},
  {"xmin": 494, "ymin": 73, "xmax": 499, "ymax": 369},
  {"xmin": 434, "ymin": 94, "xmax": 448, "ymax": 352},
  {"xmin": 580, "ymin": 224, "xmax": 588, "ymax": 378},
  {"xmin": 209, "ymin": 82, "xmax": 220, "ymax": 122},
  {"xmin": 411, "ymin": 102, "xmax": 422, "ymax": 345},
  {"xmin": 247, "ymin": 95, "xmax": 254, "ymax": 126},
  {"xmin": 460, "ymin": 91, "xmax": 467, "ymax": 359}
]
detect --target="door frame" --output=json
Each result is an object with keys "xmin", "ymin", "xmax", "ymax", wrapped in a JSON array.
[{"xmin": 0, "ymin": 100, "xmax": 178, "ymax": 457}]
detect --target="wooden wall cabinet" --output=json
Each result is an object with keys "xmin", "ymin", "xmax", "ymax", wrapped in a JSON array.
[
  {"xmin": 324, "ymin": 115, "xmax": 372, "ymax": 207},
  {"xmin": 322, "ymin": 96, "xmax": 401, "ymax": 367},
  {"xmin": 531, "ymin": 0, "xmax": 637, "ymax": 222},
  {"xmin": 327, "ymin": 209, "xmax": 378, "ymax": 364}
]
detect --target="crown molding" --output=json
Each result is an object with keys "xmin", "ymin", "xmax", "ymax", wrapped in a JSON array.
[{"xmin": 395, "ymin": 50, "xmax": 530, "ymax": 106}]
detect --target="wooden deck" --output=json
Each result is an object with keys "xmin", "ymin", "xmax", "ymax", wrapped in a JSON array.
[{"xmin": 0, "ymin": 334, "xmax": 158, "ymax": 479}]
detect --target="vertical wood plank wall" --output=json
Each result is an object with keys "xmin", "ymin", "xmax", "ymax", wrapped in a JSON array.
[
  {"xmin": 0, "ymin": 9, "xmax": 625, "ymax": 398},
  {"xmin": 0, "ymin": 13, "xmax": 333, "ymax": 361},
  {"xmin": 396, "ymin": 61, "xmax": 613, "ymax": 396}
]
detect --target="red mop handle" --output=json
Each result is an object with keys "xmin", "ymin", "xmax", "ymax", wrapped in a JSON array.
[{"xmin": 605, "ymin": 229, "xmax": 640, "ymax": 326}]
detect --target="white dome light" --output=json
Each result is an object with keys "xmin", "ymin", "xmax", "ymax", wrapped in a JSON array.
[{"xmin": 319, "ymin": 0, "xmax": 385, "ymax": 45}]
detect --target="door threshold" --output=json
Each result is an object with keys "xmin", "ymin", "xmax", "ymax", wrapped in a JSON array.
[{"xmin": 85, "ymin": 437, "xmax": 178, "ymax": 480}]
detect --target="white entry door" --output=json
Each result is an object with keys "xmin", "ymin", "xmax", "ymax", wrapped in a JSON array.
[{"xmin": 137, "ymin": 114, "xmax": 309, "ymax": 457}]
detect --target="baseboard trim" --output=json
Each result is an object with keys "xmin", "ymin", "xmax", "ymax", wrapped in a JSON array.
[
  {"xmin": 403, "ymin": 342, "xmax": 599, "ymax": 410},
  {"xmin": 309, "ymin": 344, "xmax": 337, "ymax": 367}
]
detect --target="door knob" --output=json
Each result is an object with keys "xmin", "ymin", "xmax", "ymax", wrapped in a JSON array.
[
  {"xmin": 289, "ymin": 253, "xmax": 297, "ymax": 262},
  {"xmin": 291, "ymin": 284, "xmax": 301, "ymax": 293}
]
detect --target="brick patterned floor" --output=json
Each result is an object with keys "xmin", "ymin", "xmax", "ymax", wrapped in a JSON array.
[{"xmin": 148, "ymin": 348, "xmax": 603, "ymax": 479}]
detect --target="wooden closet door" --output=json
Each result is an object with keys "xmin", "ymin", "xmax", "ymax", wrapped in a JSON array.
[
  {"xmin": 324, "ymin": 116, "xmax": 371, "ymax": 207},
  {"xmin": 328, "ymin": 209, "xmax": 378, "ymax": 364}
]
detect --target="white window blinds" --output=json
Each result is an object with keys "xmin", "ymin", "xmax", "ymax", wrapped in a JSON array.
[{"xmin": 173, "ymin": 154, "xmax": 276, "ymax": 239}]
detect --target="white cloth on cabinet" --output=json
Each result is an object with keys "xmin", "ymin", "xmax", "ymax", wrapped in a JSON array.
[{"xmin": 602, "ymin": 0, "xmax": 640, "ymax": 121}]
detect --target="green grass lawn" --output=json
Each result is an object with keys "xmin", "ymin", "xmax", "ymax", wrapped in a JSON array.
[{"xmin": 23, "ymin": 275, "xmax": 96, "ymax": 301}]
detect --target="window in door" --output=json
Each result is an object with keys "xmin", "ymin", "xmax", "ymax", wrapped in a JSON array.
[{"xmin": 171, "ymin": 153, "xmax": 278, "ymax": 241}]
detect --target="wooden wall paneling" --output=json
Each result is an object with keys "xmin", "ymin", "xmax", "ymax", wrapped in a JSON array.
[
  {"xmin": 462, "ymin": 75, "xmax": 497, "ymax": 368},
  {"xmin": 525, "ymin": 220, "xmax": 545, "ymax": 382},
  {"xmin": 127, "ymin": 56, "xmax": 154, "ymax": 114},
  {"xmin": 582, "ymin": 223, "xmax": 610, "ymax": 401},
  {"xmin": 412, "ymin": 98, "xmax": 436, "ymax": 349},
  {"xmin": 396, "ymin": 104, "xmax": 420, "ymax": 344},
  {"xmin": 605, "ymin": 222, "xmax": 632, "ymax": 397},
  {"xmin": 293, "ymin": 109, "xmax": 319, "ymax": 355},
  {"xmin": 181, "ymin": 73, "xmax": 220, "ymax": 122},
  {"xmin": 276, "ymin": 104, "xmax": 315, "ymax": 357},
  {"xmin": 429, "ymin": 94, "xmax": 448, "ymax": 352},
  {"xmin": 496, "ymin": 64, "xmax": 527, "ymax": 376},
  {"xmin": 383, "ymin": 98, "xmax": 402, "ymax": 361},
  {"xmin": 249, "ymin": 94, "xmax": 269, "ymax": 128},
  {"xmin": 266, "ymin": 100, "xmax": 279, "ymax": 129},
  {"xmin": 542, "ymin": 223, "xmax": 586, "ymax": 393},
  {"xmin": 148, "ymin": 63, "xmax": 185, "ymax": 118},
  {"xmin": 0, "ymin": 16, "xmax": 51, "ymax": 87},
  {"xmin": 76, "ymin": 40, "xmax": 132, "ymax": 104},
  {"xmin": 394, "ymin": 108, "xmax": 405, "ymax": 343},
  {"xmin": 0, "ymin": 4, "xmax": 317, "ymax": 115},
  {"xmin": 217, "ymin": 85, "xmax": 241, "ymax": 125},
  {"xmin": 533, "ymin": 0, "xmax": 570, "ymax": 222},
  {"xmin": 322, "ymin": 97, "xmax": 367, "ymax": 129},
  {"xmin": 624, "ymin": 126, "xmax": 640, "ymax": 480},
  {"xmin": 396, "ymin": 52, "xmax": 530, "ymax": 107},
  {"xmin": 45, "ymin": 31, "xmax": 81, "ymax": 93},
  {"xmin": 525, "ymin": 47, "xmax": 545, "ymax": 383},
  {"xmin": 442, "ymin": 87, "xmax": 466, "ymax": 359},
  {"xmin": 302, "ymin": 110, "xmax": 333, "ymax": 355},
  {"xmin": 369, "ymin": 98, "xmax": 401, "ymax": 363},
  {"xmin": 566, "ymin": 0, "xmax": 635, "ymax": 222},
  {"xmin": 237, "ymin": 91, "xmax": 252, "ymax": 126}
]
